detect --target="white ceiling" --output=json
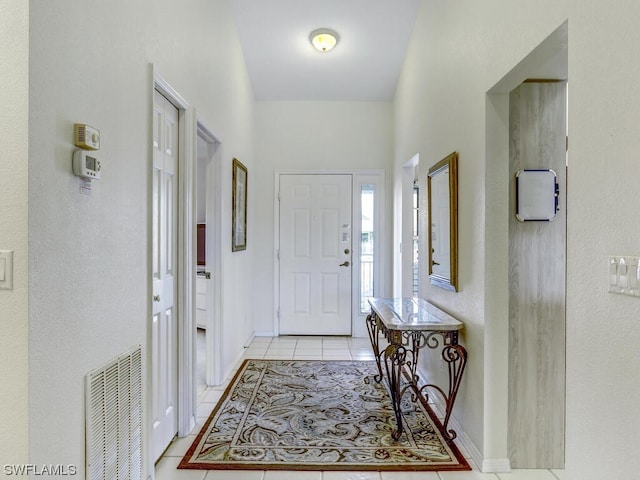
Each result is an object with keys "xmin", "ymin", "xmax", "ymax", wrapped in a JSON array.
[{"xmin": 229, "ymin": 0, "xmax": 421, "ymax": 101}]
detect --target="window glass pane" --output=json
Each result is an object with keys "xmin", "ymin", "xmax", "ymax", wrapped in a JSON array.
[
  {"xmin": 360, "ymin": 185, "xmax": 375, "ymax": 313},
  {"xmin": 412, "ymin": 185, "xmax": 419, "ymax": 297}
]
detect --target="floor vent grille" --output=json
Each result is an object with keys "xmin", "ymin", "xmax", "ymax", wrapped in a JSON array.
[{"xmin": 86, "ymin": 345, "xmax": 143, "ymax": 480}]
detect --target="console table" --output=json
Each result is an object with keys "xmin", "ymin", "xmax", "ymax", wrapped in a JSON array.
[{"xmin": 366, "ymin": 297, "xmax": 467, "ymax": 442}]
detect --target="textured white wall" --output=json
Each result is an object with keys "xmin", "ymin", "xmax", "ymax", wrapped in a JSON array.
[
  {"xmin": 28, "ymin": 0, "xmax": 253, "ymax": 476},
  {"xmin": 145, "ymin": 0, "xmax": 255, "ymax": 379},
  {"xmin": 566, "ymin": 2, "xmax": 640, "ymax": 478},
  {"xmin": 0, "ymin": 0, "xmax": 29, "ymax": 469},
  {"xmin": 252, "ymin": 101, "xmax": 393, "ymax": 335},
  {"xmin": 395, "ymin": 0, "xmax": 640, "ymax": 477}
]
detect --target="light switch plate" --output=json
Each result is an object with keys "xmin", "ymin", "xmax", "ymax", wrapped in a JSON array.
[
  {"xmin": 0, "ymin": 250, "xmax": 14, "ymax": 290},
  {"xmin": 609, "ymin": 256, "xmax": 640, "ymax": 298}
]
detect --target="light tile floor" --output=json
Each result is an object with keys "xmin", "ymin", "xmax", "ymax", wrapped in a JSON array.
[{"xmin": 156, "ymin": 336, "xmax": 565, "ymax": 480}]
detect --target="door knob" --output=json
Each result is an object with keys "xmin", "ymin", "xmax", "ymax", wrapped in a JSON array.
[
  {"xmin": 339, "ymin": 261, "xmax": 350, "ymax": 267},
  {"xmin": 153, "ymin": 295, "xmax": 161, "ymax": 302}
]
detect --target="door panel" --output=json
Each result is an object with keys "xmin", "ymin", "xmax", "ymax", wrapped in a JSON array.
[
  {"xmin": 293, "ymin": 209, "xmax": 310, "ymax": 257},
  {"xmin": 151, "ymin": 90, "xmax": 178, "ymax": 461},
  {"xmin": 279, "ymin": 174, "xmax": 352, "ymax": 335},
  {"xmin": 321, "ymin": 273, "xmax": 339, "ymax": 313},
  {"xmin": 293, "ymin": 273, "xmax": 310, "ymax": 313},
  {"xmin": 321, "ymin": 210, "xmax": 339, "ymax": 257}
]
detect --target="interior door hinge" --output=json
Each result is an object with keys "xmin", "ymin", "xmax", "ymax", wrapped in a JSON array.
[
  {"xmin": 277, "ymin": 191, "xmax": 281, "ymax": 201},
  {"xmin": 277, "ymin": 250, "xmax": 280, "ymax": 260}
]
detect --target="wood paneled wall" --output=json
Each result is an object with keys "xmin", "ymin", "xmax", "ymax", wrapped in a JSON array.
[{"xmin": 508, "ymin": 82, "xmax": 567, "ymax": 468}]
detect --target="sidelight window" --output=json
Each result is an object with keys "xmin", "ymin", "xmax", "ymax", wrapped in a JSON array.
[
  {"xmin": 413, "ymin": 182, "xmax": 419, "ymax": 297},
  {"xmin": 360, "ymin": 185, "xmax": 375, "ymax": 313}
]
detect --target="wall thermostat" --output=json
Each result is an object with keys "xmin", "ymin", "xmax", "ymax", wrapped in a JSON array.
[
  {"xmin": 73, "ymin": 150, "xmax": 101, "ymax": 180},
  {"xmin": 74, "ymin": 123, "xmax": 100, "ymax": 150}
]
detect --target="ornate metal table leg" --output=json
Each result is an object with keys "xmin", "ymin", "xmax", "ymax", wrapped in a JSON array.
[
  {"xmin": 406, "ymin": 331, "xmax": 423, "ymax": 387},
  {"xmin": 440, "ymin": 344, "xmax": 467, "ymax": 441},
  {"xmin": 383, "ymin": 334, "xmax": 407, "ymax": 440},
  {"xmin": 415, "ymin": 338, "xmax": 468, "ymax": 442},
  {"xmin": 365, "ymin": 312, "xmax": 384, "ymax": 383}
]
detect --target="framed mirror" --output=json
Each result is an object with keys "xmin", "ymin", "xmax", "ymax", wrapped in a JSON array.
[{"xmin": 427, "ymin": 151, "xmax": 458, "ymax": 291}]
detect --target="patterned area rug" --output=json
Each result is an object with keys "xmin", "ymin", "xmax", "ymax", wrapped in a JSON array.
[{"xmin": 179, "ymin": 359, "xmax": 469, "ymax": 471}]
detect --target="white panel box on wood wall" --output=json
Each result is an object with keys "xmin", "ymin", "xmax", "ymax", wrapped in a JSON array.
[
  {"xmin": 609, "ymin": 256, "xmax": 640, "ymax": 298},
  {"xmin": 515, "ymin": 169, "xmax": 559, "ymax": 222}
]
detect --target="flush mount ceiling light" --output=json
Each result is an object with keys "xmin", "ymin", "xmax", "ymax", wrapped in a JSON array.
[{"xmin": 309, "ymin": 28, "xmax": 339, "ymax": 52}]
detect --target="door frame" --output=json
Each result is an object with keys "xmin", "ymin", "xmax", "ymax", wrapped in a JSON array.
[
  {"xmin": 149, "ymin": 70, "xmax": 197, "ymax": 476},
  {"xmin": 401, "ymin": 154, "xmax": 420, "ymax": 297},
  {"xmin": 273, "ymin": 169, "xmax": 386, "ymax": 338},
  {"xmin": 196, "ymin": 121, "xmax": 224, "ymax": 386}
]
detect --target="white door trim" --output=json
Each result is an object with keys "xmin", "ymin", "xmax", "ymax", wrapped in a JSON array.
[
  {"xmin": 149, "ymin": 69, "xmax": 196, "ymax": 477},
  {"xmin": 196, "ymin": 121, "xmax": 224, "ymax": 386},
  {"xmin": 273, "ymin": 169, "xmax": 386, "ymax": 338}
]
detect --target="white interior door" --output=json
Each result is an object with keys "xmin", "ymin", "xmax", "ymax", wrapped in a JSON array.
[
  {"xmin": 279, "ymin": 174, "xmax": 352, "ymax": 335},
  {"xmin": 151, "ymin": 89, "xmax": 178, "ymax": 461}
]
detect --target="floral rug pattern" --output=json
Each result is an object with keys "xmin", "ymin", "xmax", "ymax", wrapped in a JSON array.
[{"xmin": 179, "ymin": 359, "xmax": 469, "ymax": 471}]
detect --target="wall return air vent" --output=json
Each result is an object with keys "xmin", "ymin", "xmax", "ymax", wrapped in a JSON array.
[{"xmin": 85, "ymin": 345, "xmax": 143, "ymax": 480}]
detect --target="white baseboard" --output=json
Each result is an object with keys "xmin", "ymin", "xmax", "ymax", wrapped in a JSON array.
[
  {"xmin": 428, "ymin": 395, "xmax": 484, "ymax": 471},
  {"xmin": 223, "ymin": 342, "xmax": 252, "ymax": 385},
  {"xmin": 417, "ymin": 366, "xmax": 511, "ymax": 473},
  {"xmin": 482, "ymin": 458, "xmax": 512, "ymax": 473},
  {"xmin": 244, "ymin": 331, "xmax": 256, "ymax": 347},
  {"xmin": 253, "ymin": 331, "xmax": 275, "ymax": 337}
]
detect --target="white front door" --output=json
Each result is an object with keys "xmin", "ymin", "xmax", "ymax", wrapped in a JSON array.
[
  {"xmin": 151, "ymin": 90, "xmax": 178, "ymax": 461},
  {"xmin": 279, "ymin": 174, "xmax": 352, "ymax": 335}
]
